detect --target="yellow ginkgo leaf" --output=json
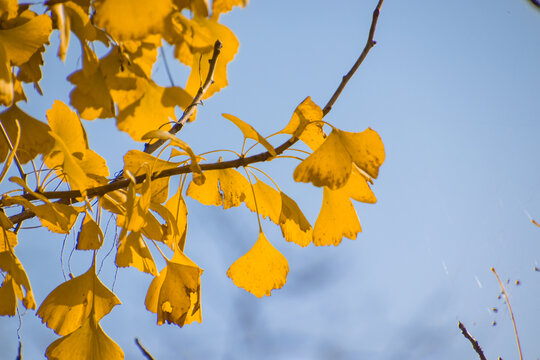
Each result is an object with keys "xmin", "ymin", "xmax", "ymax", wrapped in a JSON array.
[
  {"xmin": 183, "ymin": 16, "xmax": 239, "ymax": 99},
  {"xmin": 76, "ymin": 212, "xmax": 104, "ymax": 250},
  {"xmin": 122, "ymin": 34, "xmax": 160, "ymax": 79},
  {"xmin": 145, "ymin": 250, "xmax": 203, "ymax": 326},
  {"xmin": 0, "ymin": 228, "xmax": 17, "ymax": 251},
  {"xmin": 279, "ymin": 192, "xmax": 312, "ymax": 247},
  {"xmin": 36, "ymin": 262, "xmax": 120, "ymax": 336},
  {"xmin": 0, "ymin": 43, "xmax": 13, "ymax": 106},
  {"xmin": 227, "ymin": 231, "xmax": 289, "ymax": 298},
  {"xmin": 48, "ymin": 132, "xmax": 91, "ymax": 193},
  {"xmin": 243, "ymin": 180, "xmax": 281, "ymax": 224},
  {"xmin": 45, "ymin": 316, "xmax": 124, "ymax": 360},
  {"xmin": 116, "ymin": 81, "xmax": 192, "ymax": 142},
  {"xmin": 68, "ymin": 43, "xmax": 115, "ymax": 120},
  {"xmin": 163, "ymin": 186, "xmax": 188, "ymax": 250},
  {"xmin": 78, "ymin": 149, "xmax": 109, "ymax": 185},
  {"xmin": 2, "ymin": 196, "xmax": 79, "ymax": 234},
  {"xmin": 293, "ymin": 129, "xmax": 352, "ymax": 190},
  {"xmin": 0, "ymin": 275, "xmax": 18, "ymax": 316},
  {"xmin": 343, "ymin": 166, "xmax": 377, "ymax": 204},
  {"xmin": 116, "ymin": 231, "xmax": 158, "ymax": 275},
  {"xmin": 212, "ymin": 0, "xmax": 247, "ymax": 18},
  {"xmin": 186, "ymin": 170, "xmax": 222, "ymax": 207},
  {"xmin": 51, "ymin": 4, "xmax": 70, "ymax": 62},
  {"xmin": 0, "ymin": 0, "xmax": 17, "ymax": 20},
  {"xmin": 218, "ymin": 168, "xmax": 252, "ymax": 209},
  {"xmin": 93, "ymin": 0, "xmax": 173, "ymax": 41},
  {"xmin": 278, "ymin": 96, "xmax": 323, "ymax": 139},
  {"xmin": 123, "ymin": 150, "xmax": 179, "ymax": 204},
  {"xmin": 222, "ymin": 114, "xmax": 276, "ymax": 156},
  {"xmin": 313, "ymin": 187, "xmax": 362, "ymax": 246},
  {"xmin": 45, "ymin": 100, "xmax": 88, "ymax": 165},
  {"xmin": 0, "ymin": 14, "xmax": 52, "ymax": 66},
  {"xmin": 0, "ymin": 250, "xmax": 35, "ymax": 312},
  {"xmin": 141, "ymin": 129, "xmax": 204, "ymax": 184},
  {"xmin": 0, "ymin": 105, "xmax": 54, "ymax": 163},
  {"xmin": 63, "ymin": 1, "xmax": 109, "ymax": 44},
  {"xmin": 16, "ymin": 45, "xmax": 47, "ymax": 86},
  {"xmin": 336, "ymin": 128, "xmax": 385, "ymax": 179}
]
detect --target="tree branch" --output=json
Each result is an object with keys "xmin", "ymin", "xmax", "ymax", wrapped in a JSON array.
[
  {"xmin": 322, "ymin": 0, "xmax": 384, "ymax": 116},
  {"xmin": 134, "ymin": 338, "xmax": 155, "ymax": 360},
  {"xmin": 458, "ymin": 321, "xmax": 487, "ymax": 360},
  {"xmin": 143, "ymin": 40, "xmax": 223, "ymax": 155},
  {"xmin": 4, "ymin": 0, "xmax": 386, "ymax": 226}
]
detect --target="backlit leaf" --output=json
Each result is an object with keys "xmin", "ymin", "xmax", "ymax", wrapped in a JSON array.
[
  {"xmin": 218, "ymin": 167, "xmax": 251, "ymax": 209},
  {"xmin": 293, "ymin": 129, "xmax": 352, "ymax": 190},
  {"xmin": 116, "ymin": 231, "xmax": 157, "ymax": 275},
  {"xmin": 37, "ymin": 262, "xmax": 120, "ymax": 336},
  {"xmin": 0, "ymin": 14, "xmax": 52, "ymax": 65},
  {"xmin": 45, "ymin": 316, "xmax": 124, "ymax": 360},
  {"xmin": 222, "ymin": 113, "xmax": 276, "ymax": 156},
  {"xmin": 279, "ymin": 96, "xmax": 323, "ymax": 139},
  {"xmin": 337, "ymin": 128, "xmax": 385, "ymax": 179},
  {"xmin": 279, "ymin": 192, "xmax": 312, "ymax": 247},
  {"xmin": 243, "ymin": 180, "xmax": 281, "ymax": 224},
  {"xmin": 212, "ymin": 0, "xmax": 247, "ymax": 18},
  {"xmin": 227, "ymin": 231, "xmax": 288, "ymax": 297},
  {"xmin": 93, "ymin": 0, "xmax": 173, "ymax": 41},
  {"xmin": 313, "ymin": 187, "xmax": 362, "ymax": 246},
  {"xmin": 76, "ymin": 212, "xmax": 104, "ymax": 250},
  {"xmin": 164, "ymin": 186, "xmax": 188, "ymax": 250},
  {"xmin": 0, "ymin": 250, "xmax": 35, "ymax": 312},
  {"xmin": 0, "ymin": 105, "xmax": 54, "ymax": 163},
  {"xmin": 186, "ymin": 169, "xmax": 222, "ymax": 206},
  {"xmin": 145, "ymin": 250, "xmax": 203, "ymax": 326},
  {"xmin": 0, "ymin": 43, "xmax": 13, "ymax": 106},
  {"xmin": 0, "ymin": 275, "xmax": 18, "ymax": 316}
]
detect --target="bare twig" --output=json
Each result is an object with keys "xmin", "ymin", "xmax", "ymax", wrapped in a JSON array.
[
  {"xmin": 143, "ymin": 40, "xmax": 223, "ymax": 155},
  {"xmin": 458, "ymin": 321, "xmax": 487, "ymax": 360},
  {"xmin": 322, "ymin": 0, "xmax": 384, "ymax": 116},
  {"xmin": 492, "ymin": 267, "xmax": 523, "ymax": 360},
  {"xmin": 135, "ymin": 338, "xmax": 155, "ymax": 360},
  {"xmin": 0, "ymin": 120, "xmax": 25, "ymax": 182},
  {"xmin": 4, "ymin": 1, "xmax": 386, "ymax": 226}
]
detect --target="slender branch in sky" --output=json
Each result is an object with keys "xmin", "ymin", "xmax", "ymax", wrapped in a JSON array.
[{"xmin": 458, "ymin": 321, "xmax": 488, "ymax": 360}]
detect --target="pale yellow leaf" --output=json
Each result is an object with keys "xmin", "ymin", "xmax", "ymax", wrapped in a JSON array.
[{"xmin": 227, "ymin": 231, "xmax": 288, "ymax": 297}]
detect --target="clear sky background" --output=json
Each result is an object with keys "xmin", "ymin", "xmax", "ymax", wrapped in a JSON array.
[{"xmin": 1, "ymin": 0, "xmax": 540, "ymax": 359}]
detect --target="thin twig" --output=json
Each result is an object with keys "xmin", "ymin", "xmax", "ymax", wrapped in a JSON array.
[
  {"xmin": 4, "ymin": 1, "xmax": 386, "ymax": 225},
  {"xmin": 492, "ymin": 267, "xmax": 523, "ymax": 360},
  {"xmin": 135, "ymin": 338, "xmax": 155, "ymax": 360},
  {"xmin": 143, "ymin": 40, "xmax": 223, "ymax": 155},
  {"xmin": 322, "ymin": 0, "xmax": 384, "ymax": 116},
  {"xmin": 458, "ymin": 321, "xmax": 487, "ymax": 360},
  {"xmin": 0, "ymin": 120, "xmax": 25, "ymax": 182}
]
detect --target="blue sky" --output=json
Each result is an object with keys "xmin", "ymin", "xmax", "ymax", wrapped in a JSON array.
[{"xmin": 1, "ymin": 0, "xmax": 540, "ymax": 359}]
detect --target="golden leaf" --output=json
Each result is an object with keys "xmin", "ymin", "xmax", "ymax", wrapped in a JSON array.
[
  {"xmin": 0, "ymin": 228, "xmax": 17, "ymax": 252},
  {"xmin": 279, "ymin": 192, "xmax": 312, "ymax": 247},
  {"xmin": 293, "ymin": 129, "xmax": 352, "ymax": 190},
  {"xmin": 186, "ymin": 169, "xmax": 222, "ymax": 207},
  {"xmin": 0, "ymin": 0, "xmax": 18, "ymax": 21},
  {"xmin": 227, "ymin": 231, "xmax": 288, "ymax": 297},
  {"xmin": 93, "ymin": 0, "xmax": 173, "ymax": 41},
  {"xmin": 48, "ymin": 132, "xmax": 91, "ymax": 193},
  {"xmin": 183, "ymin": 16, "xmax": 239, "ymax": 99},
  {"xmin": 313, "ymin": 187, "xmax": 362, "ymax": 246},
  {"xmin": 37, "ymin": 262, "xmax": 120, "ymax": 336},
  {"xmin": 243, "ymin": 180, "xmax": 281, "ymax": 224},
  {"xmin": 123, "ymin": 150, "xmax": 180, "ymax": 204},
  {"xmin": 0, "ymin": 275, "xmax": 18, "ymax": 316},
  {"xmin": 212, "ymin": 0, "xmax": 247, "ymax": 18},
  {"xmin": 218, "ymin": 167, "xmax": 252, "ymax": 209},
  {"xmin": 145, "ymin": 250, "xmax": 203, "ymax": 326},
  {"xmin": 51, "ymin": 4, "xmax": 70, "ymax": 62},
  {"xmin": 0, "ymin": 250, "xmax": 35, "ymax": 313},
  {"xmin": 76, "ymin": 212, "xmax": 104, "ymax": 250},
  {"xmin": 46, "ymin": 100, "xmax": 88, "ymax": 157},
  {"xmin": 116, "ymin": 81, "xmax": 192, "ymax": 142},
  {"xmin": 222, "ymin": 113, "xmax": 276, "ymax": 156},
  {"xmin": 0, "ymin": 105, "xmax": 54, "ymax": 163},
  {"xmin": 163, "ymin": 185, "xmax": 188, "ymax": 250},
  {"xmin": 68, "ymin": 43, "xmax": 115, "ymax": 120},
  {"xmin": 278, "ymin": 96, "xmax": 323, "ymax": 140},
  {"xmin": 345, "ymin": 167, "xmax": 377, "ymax": 204},
  {"xmin": 0, "ymin": 43, "xmax": 12, "ymax": 106},
  {"xmin": 64, "ymin": 1, "xmax": 109, "ymax": 44},
  {"xmin": 0, "ymin": 14, "xmax": 52, "ymax": 65},
  {"xmin": 122, "ymin": 34, "xmax": 160, "ymax": 78},
  {"xmin": 116, "ymin": 231, "xmax": 157, "ymax": 275},
  {"xmin": 336, "ymin": 128, "xmax": 385, "ymax": 179},
  {"xmin": 45, "ymin": 316, "xmax": 124, "ymax": 360},
  {"xmin": 16, "ymin": 45, "xmax": 46, "ymax": 86}
]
